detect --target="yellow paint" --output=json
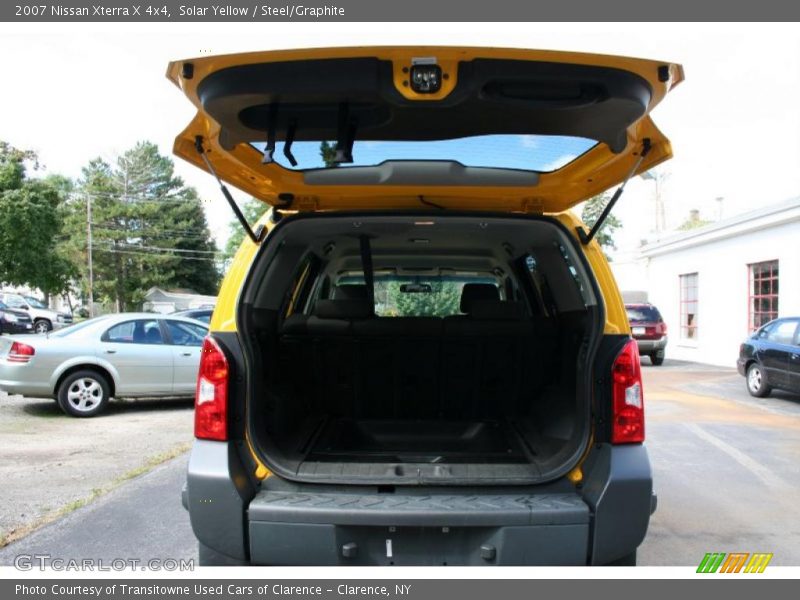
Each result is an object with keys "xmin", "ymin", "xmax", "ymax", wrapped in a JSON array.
[
  {"xmin": 167, "ymin": 46, "xmax": 682, "ymax": 213},
  {"xmin": 190, "ymin": 46, "xmax": 676, "ymax": 479}
]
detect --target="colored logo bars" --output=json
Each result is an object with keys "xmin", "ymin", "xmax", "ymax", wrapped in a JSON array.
[{"xmin": 697, "ymin": 552, "xmax": 773, "ymax": 573}]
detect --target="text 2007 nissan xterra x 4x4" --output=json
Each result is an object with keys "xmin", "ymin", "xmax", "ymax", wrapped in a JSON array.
[{"xmin": 170, "ymin": 47, "xmax": 682, "ymax": 566}]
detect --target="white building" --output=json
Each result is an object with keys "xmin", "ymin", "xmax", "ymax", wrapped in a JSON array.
[
  {"xmin": 142, "ymin": 287, "xmax": 217, "ymax": 314},
  {"xmin": 612, "ymin": 197, "xmax": 800, "ymax": 367}
]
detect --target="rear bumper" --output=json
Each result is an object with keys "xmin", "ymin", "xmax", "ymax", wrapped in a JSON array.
[
  {"xmin": 634, "ymin": 336, "xmax": 667, "ymax": 354},
  {"xmin": 1, "ymin": 322, "xmax": 33, "ymax": 334},
  {"xmin": 185, "ymin": 441, "xmax": 653, "ymax": 566}
]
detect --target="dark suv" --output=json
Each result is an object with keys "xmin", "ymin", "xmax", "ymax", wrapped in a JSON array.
[{"xmin": 625, "ymin": 303, "xmax": 668, "ymax": 366}]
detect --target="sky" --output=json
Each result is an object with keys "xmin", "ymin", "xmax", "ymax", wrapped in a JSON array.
[{"xmin": 1, "ymin": 22, "xmax": 799, "ymax": 254}]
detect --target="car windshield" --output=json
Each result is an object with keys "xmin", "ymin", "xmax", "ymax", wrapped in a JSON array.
[
  {"xmin": 25, "ymin": 297, "xmax": 46, "ymax": 309},
  {"xmin": 252, "ymin": 134, "xmax": 597, "ymax": 173},
  {"xmin": 48, "ymin": 317, "xmax": 106, "ymax": 338},
  {"xmin": 626, "ymin": 305, "xmax": 662, "ymax": 323}
]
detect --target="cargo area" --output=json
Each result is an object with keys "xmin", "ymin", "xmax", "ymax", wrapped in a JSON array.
[{"xmin": 239, "ymin": 215, "xmax": 601, "ymax": 485}]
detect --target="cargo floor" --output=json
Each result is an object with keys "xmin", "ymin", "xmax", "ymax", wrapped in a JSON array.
[{"xmin": 302, "ymin": 417, "xmax": 535, "ymax": 464}]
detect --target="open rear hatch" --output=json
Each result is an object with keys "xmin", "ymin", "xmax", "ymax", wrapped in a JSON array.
[{"xmin": 168, "ymin": 47, "xmax": 682, "ymax": 214}]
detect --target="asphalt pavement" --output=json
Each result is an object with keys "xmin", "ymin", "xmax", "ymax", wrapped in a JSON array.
[{"xmin": 1, "ymin": 359, "xmax": 798, "ymax": 567}]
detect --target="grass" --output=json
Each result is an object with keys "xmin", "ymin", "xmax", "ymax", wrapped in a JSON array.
[{"xmin": 0, "ymin": 441, "xmax": 192, "ymax": 549}]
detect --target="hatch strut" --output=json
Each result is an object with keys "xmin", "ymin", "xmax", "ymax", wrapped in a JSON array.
[
  {"xmin": 359, "ymin": 235, "xmax": 375, "ymax": 311},
  {"xmin": 194, "ymin": 136, "xmax": 262, "ymax": 244},
  {"xmin": 578, "ymin": 138, "xmax": 652, "ymax": 245}
]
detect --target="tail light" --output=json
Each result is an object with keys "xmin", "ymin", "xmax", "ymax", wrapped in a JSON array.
[
  {"xmin": 194, "ymin": 336, "xmax": 229, "ymax": 441},
  {"xmin": 657, "ymin": 321, "xmax": 668, "ymax": 335},
  {"xmin": 611, "ymin": 339, "xmax": 645, "ymax": 444},
  {"xmin": 8, "ymin": 341, "xmax": 35, "ymax": 363}
]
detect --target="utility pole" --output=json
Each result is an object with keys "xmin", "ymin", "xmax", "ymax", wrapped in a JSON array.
[{"xmin": 86, "ymin": 193, "xmax": 94, "ymax": 318}]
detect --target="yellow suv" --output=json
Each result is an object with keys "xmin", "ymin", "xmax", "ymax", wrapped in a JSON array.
[{"xmin": 170, "ymin": 47, "xmax": 682, "ymax": 566}]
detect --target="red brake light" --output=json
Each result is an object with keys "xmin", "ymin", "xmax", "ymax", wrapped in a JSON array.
[
  {"xmin": 194, "ymin": 336, "xmax": 229, "ymax": 441},
  {"xmin": 657, "ymin": 321, "xmax": 668, "ymax": 335},
  {"xmin": 8, "ymin": 341, "xmax": 35, "ymax": 363},
  {"xmin": 611, "ymin": 339, "xmax": 645, "ymax": 444}
]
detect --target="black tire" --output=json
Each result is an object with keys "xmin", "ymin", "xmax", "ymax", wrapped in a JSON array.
[
  {"xmin": 56, "ymin": 370, "xmax": 111, "ymax": 417},
  {"xmin": 33, "ymin": 319, "xmax": 51, "ymax": 334},
  {"xmin": 650, "ymin": 353, "xmax": 664, "ymax": 366},
  {"xmin": 606, "ymin": 550, "xmax": 637, "ymax": 566},
  {"xmin": 198, "ymin": 542, "xmax": 249, "ymax": 566},
  {"xmin": 746, "ymin": 363, "xmax": 771, "ymax": 398}
]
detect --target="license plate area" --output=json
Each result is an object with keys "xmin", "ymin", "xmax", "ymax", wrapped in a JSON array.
[
  {"xmin": 632, "ymin": 326, "xmax": 646, "ymax": 335},
  {"xmin": 249, "ymin": 522, "xmax": 589, "ymax": 566}
]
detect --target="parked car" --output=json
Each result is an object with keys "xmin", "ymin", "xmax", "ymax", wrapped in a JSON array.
[
  {"xmin": 0, "ymin": 300, "xmax": 34, "ymax": 335},
  {"xmin": 0, "ymin": 313, "xmax": 208, "ymax": 417},
  {"xmin": 171, "ymin": 308, "xmax": 214, "ymax": 324},
  {"xmin": 0, "ymin": 291, "xmax": 73, "ymax": 333},
  {"xmin": 737, "ymin": 317, "xmax": 800, "ymax": 397},
  {"xmin": 170, "ymin": 46, "xmax": 682, "ymax": 566},
  {"xmin": 625, "ymin": 303, "xmax": 668, "ymax": 366}
]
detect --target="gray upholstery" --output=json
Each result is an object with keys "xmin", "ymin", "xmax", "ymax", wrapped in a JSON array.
[{"xmin": 459, "ymin": 283, "xmax": 500, "ymax": 313}]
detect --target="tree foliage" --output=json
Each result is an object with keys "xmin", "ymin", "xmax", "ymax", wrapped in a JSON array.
[
  {"xmin": 62, "ymin": 142, "xmax": 219, "ymax": 310},
  {"xmin": 581, "ymin": 192, "xmax": 622, "ymax": 256},
  {"xmin": 0, "ymin": 142, "xmax": 76, "ymax": 296},
  {"xmin": 379, "ymin": 281, "xmax": 462, "ymax": 317}
]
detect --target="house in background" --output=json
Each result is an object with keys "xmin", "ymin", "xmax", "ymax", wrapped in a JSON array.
[
  {"xmin": 612, "ymin": 196, "xmax": 800, "ymax": 367},
  {"xmin": 142, "ymin": 287, "xmax": 216, "ymax": 314}
]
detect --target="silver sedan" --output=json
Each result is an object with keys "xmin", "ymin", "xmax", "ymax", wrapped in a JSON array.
[{"xmin": 0, "ymin": 313, "xmax": 208, "ymax": 417}]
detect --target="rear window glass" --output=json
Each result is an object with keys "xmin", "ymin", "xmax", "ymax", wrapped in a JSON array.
[
  {"xmin": 337, "ymin": 276, "xmax": 500, "ymax": 318},
  {"xmin": 252, "ymin": 134, "xmax": 597, "ymax": 173},
  {"xmin": 626, "ymin": 305, "xmax": 663, "ymax": 323}
]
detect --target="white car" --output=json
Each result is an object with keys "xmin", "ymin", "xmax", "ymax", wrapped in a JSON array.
[
  {"xmin": 0, "ymin": 313, "xmax": 208, "ymax": 417},
  {"xmin": 0, "ymin": 292, "xmax": 73, "ymax": 333}
]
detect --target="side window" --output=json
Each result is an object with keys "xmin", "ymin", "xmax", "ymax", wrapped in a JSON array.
[
  {"xmin": 284, "ymin": 254, "xmax": 321, "ymax": 317},
  {"xmin": 766, "ymin": 320, "xmax": 799, "ymax": 345},
  {"xmin": 166, "ymin": 321, "xmax": 206, "ymax": 346},
  {"xmin": 104, "ymin": 319, "xmax": 164, "ymax": 345}
]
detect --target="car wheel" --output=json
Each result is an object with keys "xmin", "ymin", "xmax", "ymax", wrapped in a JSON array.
[
  {"xmin": 746, "ymin": 363, "xmax": 771, "ymax": 398},
  {"xmin": 34, "ymin": 319, "xmax": 51, "ymax": 334},
  {"xmin": 650, "ymin": 353, "xmax": 664, "ymax": 366},
  {"xmin": 57, "ymin": 370, "xmax": 111, "ymax": 417}
]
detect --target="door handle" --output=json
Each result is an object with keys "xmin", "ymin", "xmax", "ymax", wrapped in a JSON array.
[
  {"xmin": 180, "ymin": 352, "xmax": 192, "ymax": 357},
  {"xmin": 105, "ymin": 350, "xmax": 117, "ymax": 354}
]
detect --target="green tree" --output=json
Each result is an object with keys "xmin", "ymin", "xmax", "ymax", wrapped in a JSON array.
[
  {"xmin": 319, "ymin": 141, "xmax": 339, "ymax": 168},
  {"xmin": 0, "ymin": 142, "xmax": 77, "ymax": 298},
  {"xmin": 383, "ymin": 281, "xmax": 462, "ymax": 317},
  {"xmin": 223, "ymin": 197, "xmax": 267, "ymax": 264},
  {"xmin": 63, "ymin": 142, "xmax": 220, "ymax": 310},
  {"xmin": 581, "ymin": 191, "xmax": 622, "ymax": 257}
]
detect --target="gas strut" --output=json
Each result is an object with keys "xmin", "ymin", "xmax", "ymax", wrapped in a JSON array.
[
  {"xmin": 578, "ymin": 138, "xmax": 652, "ymax": 245},
  {"xmin": 195, "ymin": 136, "xmax": 262, "ymax": 244}
]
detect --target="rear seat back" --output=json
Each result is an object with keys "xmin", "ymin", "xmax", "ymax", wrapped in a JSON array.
[{"xmin": 278, "ymin": 283, "xmax": 556, "ymax": 422}]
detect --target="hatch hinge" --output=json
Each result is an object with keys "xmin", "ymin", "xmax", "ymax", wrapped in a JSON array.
[
  {"xmin": 578, "ymin": 138, "xmax": 652, "ymax": 246},
  {"xmin": 194, "ymin": 136, "xmax": 263, "ymax": 244}
]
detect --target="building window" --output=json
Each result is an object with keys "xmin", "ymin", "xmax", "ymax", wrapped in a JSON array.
[
  {"xmin": 679, "ymin": 272, "xmax": 699, "ymax": 339},
  {"xmin": 748, "ymin": 260, "xmax": 779, "ymax": 332}
]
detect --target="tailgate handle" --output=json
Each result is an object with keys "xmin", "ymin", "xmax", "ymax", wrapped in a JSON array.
[{"xmin": 105, "ymin": 350, "xmax": 117, "ymax": 354}]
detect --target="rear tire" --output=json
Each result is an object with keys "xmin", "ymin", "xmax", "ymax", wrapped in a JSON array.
[
  {"xmin": 34, "ymin": 319, "xmax": 51, "ymax": 334},
  {"xmin": 57, "ymin": 370, "xmax": 111, "ymax": 417},
  {"xmin": 198, "ymin": 542, "xmax": 249, "ymax": 566},
  {"xmin": 746, "ymin": 363, "xmax": 771, "ymax": 398},
  {"xmin": 650, "ymin": 353, "xmax": 664, "ymax": 366}
]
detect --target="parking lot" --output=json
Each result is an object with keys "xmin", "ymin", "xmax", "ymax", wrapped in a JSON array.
[{"xmin": 1, "ymin": 359, "xmax": 799, "ymax": 566}]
